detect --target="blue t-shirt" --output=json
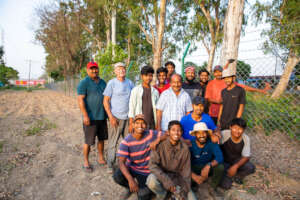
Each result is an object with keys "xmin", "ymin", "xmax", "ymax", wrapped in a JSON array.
[
  {"xmin": 180, "ymin": 113, "xmax": 216, "ymax": 141},
  {"xmin": 103, "ymin": 78, "xmax": 134, "ymax": 120},
  {"xmin": 77, "ymin": 76, "xmax": 107, "ymax": 120},
  {"xmin": 190, "ymin": 139, "xmax": 223, "ymax": 166}
]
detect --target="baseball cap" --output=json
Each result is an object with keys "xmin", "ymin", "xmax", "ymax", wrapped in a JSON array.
[
  {"xmin": 133, "ymin": 114, "xmax": 146, "ymax": 123},
  {"xmin": 185, "ymin": 66, "xmax": 195, "ymax": 73},
  {"xmin": 213, "ymin": 65, "xmax": 223, "ymax": 72},
  {"xmin": 87, "ymin": 62, "xmax": 98, "ymax": 69},
  {"xmin": 190, "ymin": 122, "xmax": 212, "ymax": 136},
  {"xmin": 222, "ymin": 69, "xmax": 236, "ymax": 78},
  {"xmin": 114, "ymin": 62, "xmax": 126, "ymax": 69},
  {"xmin": 192, "ymin": 96, "xmax": 205, "ymax": 105}
]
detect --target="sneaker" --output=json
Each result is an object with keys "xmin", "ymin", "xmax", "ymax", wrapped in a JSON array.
[{"xmin": 233, "ymin": 177, "xmax": 243, "ymax": 185}]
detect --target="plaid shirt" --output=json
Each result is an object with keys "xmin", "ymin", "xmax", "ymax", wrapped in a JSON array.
[{"xmin": 156, "ymin": 88, "xmax": 193, "ymax": 131}]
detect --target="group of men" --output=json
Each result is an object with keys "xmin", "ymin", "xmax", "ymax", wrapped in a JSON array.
[{"xmin": 77, "ymin": 60, "xmax": 259, "ymax": 199}]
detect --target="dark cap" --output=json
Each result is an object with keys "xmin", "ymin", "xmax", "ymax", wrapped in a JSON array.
[
  {"xmin": 213, "ymin": 65, "xmax": 223, "ymax": 72},
  {"xmin": 192, "ymin": 96, "xmax": 205, "ymax": 105}
]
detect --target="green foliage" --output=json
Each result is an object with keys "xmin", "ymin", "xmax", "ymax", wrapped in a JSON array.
[
  {"xmin": 237, "ymin": 60, "xmax": 251, "ymax": 81},
  {"xmin": 0, "ymin": 46, "xmax": 19, "ymax": 85},
  {"xmin": 244, "ymin": 93, "xmax": 300, "ymax": 140},
  {"xmin": 0, "ymin": 140, "xmax": 4, "ymax": 153}
]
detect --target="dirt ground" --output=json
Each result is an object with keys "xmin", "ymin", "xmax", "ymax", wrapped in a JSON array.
[{"xmin": 0, "ymin": 90, "xmax": 299, "ymax": 200}]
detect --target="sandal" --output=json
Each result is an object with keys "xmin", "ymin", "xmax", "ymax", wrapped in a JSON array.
[{"xmin": 82, "ymin": 165, "xmax": 93, "ymax": 173}]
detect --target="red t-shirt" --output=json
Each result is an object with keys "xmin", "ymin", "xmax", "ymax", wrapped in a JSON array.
[
  {"xmin": 205, "ymin": 79, "xmax": 226, "ymax": 117},
  {"xmin": 154, "ymin": 83, "xmax": 170, "ymax": 95}
]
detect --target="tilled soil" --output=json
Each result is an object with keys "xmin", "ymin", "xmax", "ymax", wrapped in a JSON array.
[{"xmin": 0, "ymin": 90, "xmax": 299, "ymax": 200}]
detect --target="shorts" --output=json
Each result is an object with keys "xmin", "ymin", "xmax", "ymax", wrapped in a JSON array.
[{"xmin": 83, "ymin": 120, "xmax": 108, "ymax": 145}]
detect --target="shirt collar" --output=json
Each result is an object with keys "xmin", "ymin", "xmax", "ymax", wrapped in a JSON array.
[{"xmin": 166, "ymin": 139, "xmax": 182, "ymax": 151}]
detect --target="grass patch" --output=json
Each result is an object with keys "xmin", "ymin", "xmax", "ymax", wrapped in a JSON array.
[
  {"xmin": 25, "ymin": 118, "xmax": 56, "ymax": 136},
  {"xmin": 0, "ymin": 140, "xmax": 4, "ymax": 153},
  {"xmin": 246, "ymin": 187, "xmax": 258, "ymax": 195},
  {"xmin": 0, "ymin": 85, "xmax": 46, "ymax": 91}
]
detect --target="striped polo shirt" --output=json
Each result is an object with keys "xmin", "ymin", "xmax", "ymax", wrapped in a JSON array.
[{"xmin": 117, "ymin": 130, "xmax": 161, "ymax": 176}]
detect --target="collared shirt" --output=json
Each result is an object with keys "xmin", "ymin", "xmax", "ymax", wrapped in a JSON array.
[
  {"xmin": 103, "ymin": 78, "xmax": 134, "ymax": 120},
  {"xmin": 156, "ymin": 88, "xmax": 193, "ymax": 131},
  {"xmin": 149, "ymin": 139, "xmax": 191, "ymax": 194},
  {"xmin": 154, "ymin": 83, "xmax": 170, "ymax": 95},
  {"xmin": 190, "ymin": 139, "xmax": 223, "ymax": 166},
  {"xmin": 128, "ymin": 84, "xmax": 159, "ymax": 125},
  {"xmin": 117, "ymin": 130, "xmax": 161, "ymax": 176},
  {"xmin": 77, "ymin": 76, "xmax": 106, "ymax": 120}
]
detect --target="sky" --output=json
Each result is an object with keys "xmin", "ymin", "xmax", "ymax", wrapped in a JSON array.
[{"xmin": 0, "ymin": 0, "xmax": 282, "ymax": 80}]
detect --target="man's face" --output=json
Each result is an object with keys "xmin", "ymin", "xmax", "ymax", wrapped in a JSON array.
[
  {"xmin": 192, "ymin": 104, "xmax": 204, "ymax": 115},
  {"xmin": 141, "ymin": 73, "xmax": 153, "ymax": 85},
  {"xmin": 114, "ymin": 66, "xmax": 126, "ymax": 79},
  {"xmin": 170, "ymin": 75, "xmax": 182, "ymax": 93},
  {"xmin": 213, "ymin": 70, "xmax": 222, "ymax": 80},
  {"xmin": 133, "ymin": 119, "xmax": 146, "ymax": 135},
  {"xmin": 230, "ymin": 124, "xmax": 244, "ymax": 139},
  {"xmin": 199, "ymin": 72, "xmax": 209, "ymax": 84},
  {"xmin": 224, "ymin": 76, "xmax": 234, "ymax": 86},
  {"xmin": 166, "ymin": 64, "xmax": 175, "ymax": 77},
  {"xmin": 169, "ymin": 124, "xmax": 183, "ymax": 143},
  {"xmin": 195, "ymin": 131, "xmax": 207, "ymax": 145},
  {"xmin": 87, "ymin": 67, "xmax": 99, "ymax": 79},
  {"xmin": 157, "ymin": 72, "xmax": 167, "ymax": 84},
  {"xmin": 185, "ymin": 71, "xmax": 195, "ymax": 81}
]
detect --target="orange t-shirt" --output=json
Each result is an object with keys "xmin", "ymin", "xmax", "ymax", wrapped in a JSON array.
[{"xmin": 205, "ymin": 79, "xmax": 227, "ymax": 117}]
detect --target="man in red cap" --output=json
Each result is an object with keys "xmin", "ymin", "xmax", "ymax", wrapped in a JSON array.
[
  {"xmin": 182, "ymin": 65, "xmax": 204, "ymax": 100},
  {"xmin": 77, "ymin": 61, "xmax": 107, "ymax": 172}
]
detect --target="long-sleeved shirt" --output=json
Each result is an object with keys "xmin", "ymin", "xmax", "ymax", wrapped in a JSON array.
[{"xmin": 149, "ymin": 139, "xmax": 191, "ymax": 195}]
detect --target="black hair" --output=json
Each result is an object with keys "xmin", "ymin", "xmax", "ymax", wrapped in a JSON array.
[
  {"xmin": 168, "ymin": 120, "xmax": 183, "ymax": 131},
  {"xmin": 164, "ymin": 61, "xmax": 175, "ymax": 68},
  {"xmin": 198, "ymin": 68, "xmax": 210, "ymax": 76},
  {"xmin": 141, "ymin": 65, "xmax": 154, "ymax": 75},
  {"xmin": 157, "ymin": 67, "xmax": 168, "ymax": 75},
  {"xmin": 230, "ymin": 118, "xmax": 247, "ymax": 129}
]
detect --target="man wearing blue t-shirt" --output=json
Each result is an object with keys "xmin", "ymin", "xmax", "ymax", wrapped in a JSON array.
[
  {"xmin": 189, "ymin": 122, "xmax": 224, "ymax": 191},
  {"xmin": 77, "ymin": 61, "xmax": 107, "ymax": 172},
  {"xmin": 180, "ymin": 96, "xmax": 221, "ymax": 145},
  {"xmin": 103, "ymin": 62, "xmax": 134, "ymax": 172}
]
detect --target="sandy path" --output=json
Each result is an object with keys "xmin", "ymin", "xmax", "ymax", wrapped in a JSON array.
[{"xmin": 0, "ymin": 90, "xmax": 299, "ymax": 200}]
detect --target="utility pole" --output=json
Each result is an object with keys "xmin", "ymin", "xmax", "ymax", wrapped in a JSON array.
[{"xmin": 27, "ymin": 60, "xmax": 32, "ymax": 88}]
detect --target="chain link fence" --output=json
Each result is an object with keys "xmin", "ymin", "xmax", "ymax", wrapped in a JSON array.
[{"xmin": 45, "ymin": 56, "xmax": 300, "ymax": 140}]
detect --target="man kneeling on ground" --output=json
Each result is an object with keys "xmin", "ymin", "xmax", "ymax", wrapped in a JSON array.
[
  {"xmin": 220, "ymin": 118, "xmax": 255, "ymax": 189},
  {"xmin": 147, "ymin": 121, "xmax": 197, "ymax": 200},
  {"xmin": 113, "ymin": 114, "xmax": 164, "ymax": 200},
  {"xmin": 190, "ymin": 122, "xmax": 224, "ymax": 192}
]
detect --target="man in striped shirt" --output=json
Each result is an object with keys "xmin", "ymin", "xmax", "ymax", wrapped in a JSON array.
[{"xmin": 113, "ymin": 114, "xmax": 163, "ymax": 200}]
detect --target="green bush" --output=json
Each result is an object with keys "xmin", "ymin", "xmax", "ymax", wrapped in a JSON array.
[{"xmin": 244, "ymin": 93, "xmax": 300, "ymax": 140}]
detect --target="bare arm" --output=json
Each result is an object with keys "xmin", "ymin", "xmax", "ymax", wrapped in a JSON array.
[
  {"xmin": 103, "ymin": 96, "xmax": 118, "ymax": 127},
  {"xmin": 119, "ymin": 157, "xmax": 139, "ymax": 192},
  {"xmin": 227, "ymin": 157, "xmax": 250, "ymax": 177},
  {"xmin": 156, "ymin": 109, "xmax": 163, "ymax": 131},
  {"xmin": 77, "ymin": 95, "xmax": 90, "ymax": 125},
  {"xmin": 217, "ymin": 104, "xmax": 223, "ymax": 126},
  {"xmin": 236, "ymin": 104, "xmax": 245, "ymax": 118}
]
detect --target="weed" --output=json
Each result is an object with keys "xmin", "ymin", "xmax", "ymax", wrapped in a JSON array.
[
  {"xmin": 246, "ymin": 187, "xmax": 257, "ymax": 195},
  {"xmin": 0, "ymin": 140, "xmax": 4, "ymax": 153},
  {"xmin": 25, "ymin": 118, "xmax": 56, "ymax": 136}
]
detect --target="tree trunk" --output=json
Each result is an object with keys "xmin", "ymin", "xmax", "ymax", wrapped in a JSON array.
[
  {"xmin": 111, "ymin": 8, "xmax": 117, "ymax": 56},
  {"xmin": 126, "ymin": 34, "xmax": 131, "ymax": 66},
  {"xmin": 271, "ymin": 51, "xmax": 300, "ymax": 99},
  {"xmin": 152, "ymin": 0, "xmax": 167, "ymax": 84},
  {"xmin": 220, "ymin": 0, "xmax": 245, "ymax": 73},
  {"xmin": 207, "ymin": 43, "xmax": 216, "ymax": 73}
]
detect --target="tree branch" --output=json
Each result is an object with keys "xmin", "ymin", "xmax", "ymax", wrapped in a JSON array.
[{"xmin": 140, "ymin": 0, "xmax": 155, "ymax": 40}]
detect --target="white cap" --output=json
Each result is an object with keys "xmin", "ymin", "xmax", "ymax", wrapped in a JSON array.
[
  {"xmin": 114, "ymin": 62, "xmax": 126, "ymax": 68},
  {"xmin": 222, "ymin": 69, "xmax": 235, "ymax": 78},
  {"xmin": 189, "ymin": 122, "xmax": 212, "ymax": 136}
]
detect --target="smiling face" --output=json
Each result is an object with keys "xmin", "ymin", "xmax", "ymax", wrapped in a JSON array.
[
  {"xmin": 141, "ymin": 73, "xmax": 153, "ymax": 86},
  {"xmin": 224, "ymin": 76, "xmax": 234, "ymax": 86},
  {"xmin": 230, "ymin": 124, "xmax": 244, "ymax": 140},
  {"xmin": 214, "ymin": 70, "xmax": 222, "ymax": 80},
  {"xmin": 157, "ymin": 71, "xmax": 167, "ymax": 84},
  {"xmin": 87, "ymin": 67, "xmax": 99, "ymax": 79},
  {"xmin": 192, "ymin": 103, "xmax": 204, "ymax": 116},
  {"xmin": 195, "ymin": 130, "xmax": 208, "ymax": 145},
  {"xmin": 170, "ymin": 74, "xmax": 182, "ymax": 93},
  {"xmin": 133, "ymin": 119, "xmax": 146, "ymax": 135},
  {"xmin": 199, "ymin": 71, "xmax": 209, "ymax": 84},
  {"xmin": 114, "ymin": 66, "xmax": 126, "ymax": 79},
  {"xmin": 185, "ymin": 70, "xmax": 195, "ymax": 81},
  {"xmin": 166, "ymin": 64, "xmax": 175, "ymax": 77},
  {"xmin": 169, "ymin": 124, "xmax": 183, "ymax": 144}
]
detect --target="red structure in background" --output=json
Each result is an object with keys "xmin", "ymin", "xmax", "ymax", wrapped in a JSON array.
[{"xmin": 14, "ymin": 80, "xmax": 46, "ymax": 86}]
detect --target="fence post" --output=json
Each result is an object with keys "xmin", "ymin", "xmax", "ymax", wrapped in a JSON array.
[{"xmin": 181, "ymin": 42, "xmax": 191, "ymax": 79}]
